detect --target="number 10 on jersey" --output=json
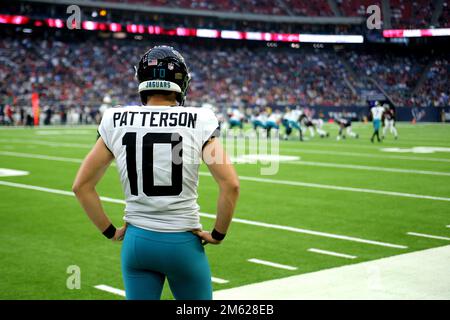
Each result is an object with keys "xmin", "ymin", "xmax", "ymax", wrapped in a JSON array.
[{"xmin": 122, "ymin": 132, "xmax": 183, "ymax": 197}]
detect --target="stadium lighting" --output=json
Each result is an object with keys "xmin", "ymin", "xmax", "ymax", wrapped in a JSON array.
[
  {"xmin": 0, "ymin": 13, "xmax": 365, "ymax": 44},
  {"xmin": 383, "ymin": 28, "xmax": 450, "ymax": 38}
]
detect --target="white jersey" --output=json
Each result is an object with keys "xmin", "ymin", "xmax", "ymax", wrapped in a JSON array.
[
  {"xmin": 288, "ymin": 110, "xmax": 302, "ymax": 122},
  {"xmin": 98, "ymin": 105, "xmax": 219, "ymax": 232},
  {"xmin": 267, "ymin": 113, "xmax": 281, "ymax": 124},
  {"xmin": 230, "ymin": 109, "xmax": 243, "ymax": 122},
  {"xmin": 371, "ymin": 106, "xmax": 385, "ymax": 120},
  {"xmin": 256, "ymin": 112, "xmax": 268, "ymax": 123}
]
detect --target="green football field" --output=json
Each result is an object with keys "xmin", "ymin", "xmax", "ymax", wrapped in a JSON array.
[{"xmin": 0, "ymin": 122, "xmax": 449, "ymax": 299}]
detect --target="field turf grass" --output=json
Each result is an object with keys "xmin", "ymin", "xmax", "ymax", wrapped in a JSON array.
[{"xmin": 0, "ymin": 122, "xmax": 449, "ymax": 299}]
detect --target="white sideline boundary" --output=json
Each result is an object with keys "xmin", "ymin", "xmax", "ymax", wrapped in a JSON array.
[
  {"xmin": 1, "ymin": 151, "xmax": 449, "ymax": 203},
  {"xmin": 213, "ymin": 245, "xmax": 450, "ymax": 300},
  {"xmin": 248, "ymin": 259, "xmax": 297, "ymax": 271},
  {"xmin": 0, "ymin": 180, "xmax": 408, "ymax": 249}
]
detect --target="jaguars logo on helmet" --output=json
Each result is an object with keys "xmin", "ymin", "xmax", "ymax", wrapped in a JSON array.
[{"xmin": 136, "ymin": 45, "xmax": 191, "ymax": 106}]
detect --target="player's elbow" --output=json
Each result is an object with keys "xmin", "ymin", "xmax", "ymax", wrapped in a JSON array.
[
  {"xmin": 72, "ymin": 181, "xmax": 89, "ymax": 195},
  {"xmin": 72, "ymin": 182, "xmax": 82, "ymax": 195}
]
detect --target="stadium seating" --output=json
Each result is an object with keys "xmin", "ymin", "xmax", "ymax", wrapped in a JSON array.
[
  {"xmin": 1, "ymin": 37, "xmax": 448, "ymax": 110},
  {"xmin": 389, "ymin": 0, "xmax": 435, "ymax": 29},
  {"xmin": 47, "ymin": 0, "xmax": 449, "ymax": 28},
  {"xmin": 101, "ymin": 0, "xmax": 289, "ymax": 15}
]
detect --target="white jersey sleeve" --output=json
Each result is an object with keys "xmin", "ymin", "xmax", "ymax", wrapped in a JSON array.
[{"xmin": 97, "ymin": 105, "xmax": 219, "ymax": 232}]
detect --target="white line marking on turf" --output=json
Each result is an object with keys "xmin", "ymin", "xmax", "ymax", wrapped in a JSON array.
[
  {"xmin": 0, "ymin": 151, "xmax": 83, "ymax": 163},
  {"xmin": 211, "ymin": 277, "xmax": 229, "ymax": 284},
  {"xmin": 198, "ymin": 212, "xmax": 406, "ymax": 248},
  {"xmin": 289, "ymin": 160, "xmax": 450, "ymax": 177},
  {"xmin": 0, "ymin": 181, "xmax": 408, "ymax": 249},
  {"xmin": 0, "ymin": 139, "xmax": 92, "ymax": 148},
  {"xmin": 248, "ymin": 259, "xmax": 297, "ymax": 271},
  {"xmin": 308, "ymin": 248, "xmax": 357, "ymax": 259},
  {"xmin": 94, "ymin": 285, "xmax": 125, "ymax": 297},
  {"xmin": 2, "ymin": 151, "xmax": 448, "ymax": 202},
  {"xmin": 3, "ymin": 138, "xmax": 450, "ymax": 163},
  {"xmin": 199, "ymin": 172, "xmax": 450, "ymax": 203},
  {"xmin": 0, "ymin": 168, "xmax": 29, "ymax": 177},
  {"xmin": 281, "ymin": 147, "xmax": 450, "ymax": 163},
  {"xmin": 407, "ymin": 232, "xmax": 450, "ymax": 241}
]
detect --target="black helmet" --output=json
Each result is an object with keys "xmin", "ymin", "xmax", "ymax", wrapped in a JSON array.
[{"xmin": 135, "ymin": 45, "xmax": 191, "ymax": 106}]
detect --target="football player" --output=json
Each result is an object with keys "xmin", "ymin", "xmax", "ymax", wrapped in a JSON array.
[
  {"xmin": 311, "ymin": 118, "xmax": 329, "ymax": 138},
  {"xmin": 370, "ymin": 101, "xmax": 385, "ymax": 143},
  {"xmin": 265, "ymin": 107, "xmax": 281, "ymax": 138},
  {"xmin": 283, "ymin": 107, "xmax": 303, "ymax": 141},
  {"xmin": 73, "ymin": 46, "xmax": 239, "ymax": 300},
  {"xmin": 335, "ymin": 117, "xmax": 359, "ymax": 140},
  {"xmin": 251, "ymin": 107, "xmax": 267, "ymax": 135},
  {"xmin": 228, "ymin": 107, "xmax": 244, "ymax": 136},
  {"xmin": 382, "ymin": 104, "xmax": 398, "ymax": 140}
]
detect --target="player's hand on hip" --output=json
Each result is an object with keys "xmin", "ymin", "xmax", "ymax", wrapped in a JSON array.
[
  {"xmin": 112, "ymin": 224, "xmax": 127, "ymax": 241},
  {"xmin": 193, "ymin": 230, "xmax": 222, "ymax": 245}
]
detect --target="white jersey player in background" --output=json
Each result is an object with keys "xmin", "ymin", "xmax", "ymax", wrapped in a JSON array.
[
  {"xmin": 73, "ymin": 46, "xmax": 239, "ymax": 300},
  {"xmin": 370, "ymin": 101, "xmax": 385, "ymax": 143}
]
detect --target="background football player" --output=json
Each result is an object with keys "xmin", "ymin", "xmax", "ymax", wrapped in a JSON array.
[
  {"xmin": 335, "ymin": 116, "xmax": 359, "ymax": 140},
  {"xmin": 370, "ymin": 101, "xmax": 385, "ymax": 143},
  {"xmin": 382, "ymin": 103, "xmax": 398, "ymax": 140}
]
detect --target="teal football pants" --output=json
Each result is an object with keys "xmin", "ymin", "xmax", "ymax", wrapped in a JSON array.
[{"xmin": 121, "ymin": 224, "xmax": 212, "ymax": 300}]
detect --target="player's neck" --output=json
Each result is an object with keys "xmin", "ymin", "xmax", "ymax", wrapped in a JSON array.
[{"xmin": 146, "ymin": 96, "xmax": 178, "ymax": 107}]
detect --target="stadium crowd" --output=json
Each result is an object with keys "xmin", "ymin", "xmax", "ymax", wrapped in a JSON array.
[
  {"xmin": 96, "ymin": 0, "xmax": 448, "ymax": 28},
  {"xmin": 0, "ymin": 36, "xmax": 448, "ymax": 125}
]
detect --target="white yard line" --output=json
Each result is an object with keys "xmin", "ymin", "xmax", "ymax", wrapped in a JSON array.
[
  {"xmin": 2, "ymin": 151, "xmax": 448, "ymax": 202},
  {"xmin": 198, "ymin": 212, "xmax": 406, "ymax": 249},
  {"xmin": 308, "ymin": 248, "xmax": 357, "ymax": 259},
  {"xmin": 94, "ymin": 285, "xmax": 125, "ymax": 297},
  {"xmin": 289, "ymin": 160, "xmax": 450, "ymax": 177},
  {"xmin": 0, "ymin": 139, "xmax": 93, "ymax": 149},
  {"xmin": 0, "ymin": 180, "xmax": 408, "ymax": 249},
  {"xmin": 211, "ymin": 277, "xmax": 229, "ymax": 284},
  {"xmin": 0, "ymin": 151, "xmax": 83, "ymax": 163},
  {"xmin": 407, "ymin": 232, "xmax": 450, "ymax": 241},
  {"xmin": 248, "ymin": 259, "xmax": 297, "ymax": 271},
  {"xmin": 3, "ymin": 137, "xmax": 450, "ymax": 163},
  {"xmin": 199, "ymin": 172, "xmax": 450, "ymax": 203},
  {"xmin": 281, "ymin": 148, "xmax": 450, "ymax": 163}
]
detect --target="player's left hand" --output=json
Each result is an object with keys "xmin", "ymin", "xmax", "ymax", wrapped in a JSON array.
[
  {"xmin": 112, "ymin": 224, "xmax": 127, "ymax": 241},
  {"xmin": 193, "ymin": 230, "xmax": 222, "ymax": 245}
]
